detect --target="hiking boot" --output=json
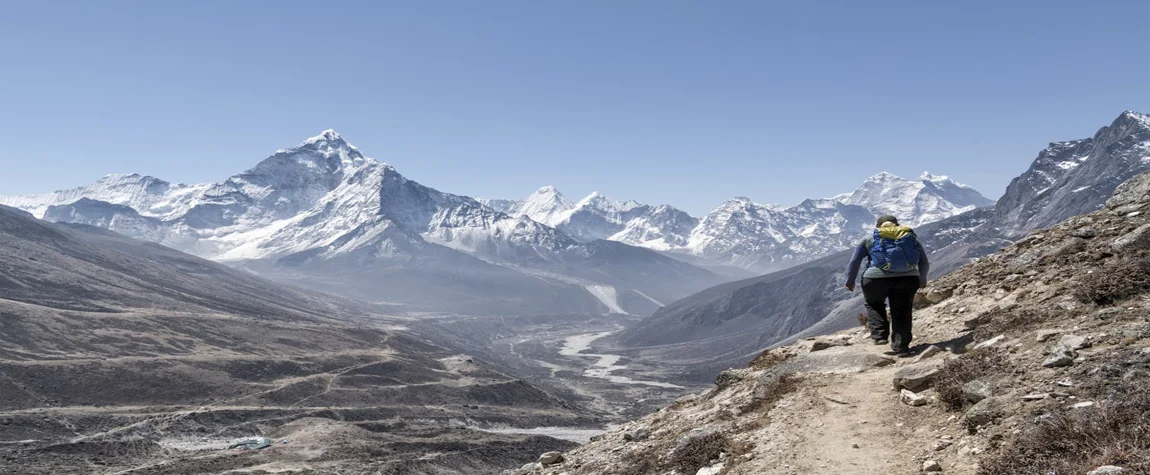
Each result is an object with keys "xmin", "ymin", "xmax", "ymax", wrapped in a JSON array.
[{"xmin": 874, "ymin": 339, "xmax": 889, "ymax": 345}]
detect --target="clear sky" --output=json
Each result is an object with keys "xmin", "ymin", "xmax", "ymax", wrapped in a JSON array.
[{"xmin": 1, "ymin": 1, "xmax": 1146, "ymax": 215}]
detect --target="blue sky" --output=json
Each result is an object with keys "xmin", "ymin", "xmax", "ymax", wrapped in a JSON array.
[{"xmin": 1, "ymin": 1, "xmax": 1146, "ymax": 215}]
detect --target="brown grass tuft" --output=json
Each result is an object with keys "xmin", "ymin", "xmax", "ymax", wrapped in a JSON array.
[
  {"xmin": 977, "ymin": 379, "xmax": 1150, "ymax": 475},
  {"xmin": 1074, "ymin": 255, "xmax": 1150, "ymax": 305},
  {"xmin": 669, "ymin": 429, "xmax": 730, "ymax": 473},
  {"xmin": 935, "ymin": 348, "xmax": 1010, "ymax": 411},
  {"xmin": 748, "ymin": 349, "xmax": 790, "ymax": 371}
]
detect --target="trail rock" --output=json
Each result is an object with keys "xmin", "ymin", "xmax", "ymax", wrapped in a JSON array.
[
  {"xmin": 894, "ymin": 363, "xmax": 943, "ymax": 391},
  {"xmin": 1086, "ymin": 466, "xmax": 1126, "ymax": 475},
  {"xmin": 1035, "ymin": 329, "xmax": 1064, "ymax": 343},
  {"xmin": 901, "ymin": 389, "xmax": 929, "ymax": 407},
  {"xmin": 1057, "ymin": 334, "xmax": 1091, "ymax": 351},
  {"xmin": 1071, "ymin": 227, "xmax": 1099, "ymax": 238},
  {"xmin": 913, "ymin": 345, "xmax": 944, "ymax": 363},
  {"xmin": 538, "ymin": 452, "xmax": 564, "ymax": 466},
  {"xmin": 962, "ymin": 380, "xmax": 993, "ymax": 403},
  {"xmin": 623, "ymin": 427, "xmax": 651, "ymax": 442},
  {"xmin": 774, "ymin": 346, "xmax": 896, "ymax": 375},
  {"xmin": 1021, "ymin": 392, "xmax": 1050, "ymax": 401},
  {"xmin": 1111, "ymin": 223, "xmax": 1150, "ymax": 253},
  {"xmin": 965, "ymin": 396, "xmax": 1007, "ymax": 427},
  {"xmin": 923, "ymin": 459, "xmax": 942, "ymax": 472},
  {"xmin": 810, "ymin": 335, "xmax": 851, "ymax": 352},
  {"xmin": 963, "ymin": 313, "xmax": 992, "ymax": 329},
  {"xmin": 975, "ymin": 334, "xmax": 1006, "ymax": 349},
  {"xmin": 1043, "ymin": 349, "xmax": 1077, "ymax": 368}
]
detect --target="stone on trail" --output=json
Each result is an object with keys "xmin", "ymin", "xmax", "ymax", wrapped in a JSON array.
[
  {"xmin": 1043, "ymin": 349, "xmax": 1077, "ymax": 368},
  {"xmin": 1021, "ymin": 392, "xmax": 1050, "ymax": 401},
  {"xmin": 901, "ymin": 389, "xmax": 929, "ymax": 407},
  {"xmin": 1086, "ymin": 466, "xmax": 1126, "ymax": 475},
  {"xmin": 964, "ymin": 396, "xmax": 1007, "ymax": 427},
  {"xmin": 774, "ymin": 346, "xmax": 895, "ymax": 375},
  {"xmin": 1035, "ymin": 329, "xmax": 1064, "ymax": 342},
  {"xmin": 539, "ymin": 451, "xmax": 564, "ymax": 467},
  {"xmin": 962, "ymin": 380, "xmax": 993, "ymax": 403},
  {"xmin": 913, "ymin": 345, "xmax": 944, "ymax": 363},
  {"xmin": 893, "ymin": 362, "xmax": 943, "ymax": 391},
  {"xmin": 1111, "ymin": 223, "xmax": 1150, "ymax": 253},
  {"xmin": 974, "ymin": 334, "xmax": 1006, "ymax": 349},
  {"xmin": 963, "ymin": 313, "xmax": 992, "ymax": 329},
  {"xmin": 810, "ymin": 335, "xmax": 851, "ymax": 352},
  {"xmin": 1057, "ymin": 334, "xmax": 1091, "ymax": 351},
  {"xmin": 923, "ymin": 459, "xmax": 943, "ymax": 472}
]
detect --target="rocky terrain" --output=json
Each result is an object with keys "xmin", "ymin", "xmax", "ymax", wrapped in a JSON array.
[
  {"xmin": 504, "ymin": 171, "xmax": 1150, "ymax": 475},
  {"xmin": 0, "ymin": 205, "xmax": 604, "ymax": 474}
]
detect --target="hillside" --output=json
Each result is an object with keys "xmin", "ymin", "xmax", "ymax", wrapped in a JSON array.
[
  {"xmin": 508, "ymin": 172, "xmax": 1150, "ymax": 475},
  {"xmin": 0, "ymin": 205, "xmax": 591, "ymax": 474}
]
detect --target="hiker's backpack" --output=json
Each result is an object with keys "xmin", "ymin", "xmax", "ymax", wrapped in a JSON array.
[{"xmin": 869, "ymin": 226, "xmax": 920, "ymax": 272}]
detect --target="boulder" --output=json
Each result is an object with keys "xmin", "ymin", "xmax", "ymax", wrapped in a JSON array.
[
  {"xmin": 1106, "ymin": 172, "xmax": 1150, "ymax": 209},
  {"xmin": 623, "ymin": 427, "xmax": 651, "ymax": 442},
  {"xmin": 962, "ymin": 380, "xmax": 993, "ymax": 403},
  {"xmin": 538, "ymin": 451, "xmax": 564, "ymax": 467},
  {"xmin": 1043, "ymin": 349, "xmax": 1077, "ymax": 368},
  {"xmin": 923, "ymin": 459, "xmax": 942, "ymax": 472},
  {"xmin": 1057, "ymin": 334, "xmax": 1091, "ymax": 351},
  {"xmin": 1111, "ymin": 223, "xmax": 1150, "ymax": 253},
  {"xmin": 893, "ymin": 363, "xmax": 943, "ymax": 391},
  {"xmin": 964, "ymin": 396, "xmax": 1007, "ymax": 427}
]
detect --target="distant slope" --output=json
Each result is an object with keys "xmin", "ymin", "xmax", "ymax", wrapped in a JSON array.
[{"xmin": 0, "ymin": 204, "xmax": 586, "ymax": 474}]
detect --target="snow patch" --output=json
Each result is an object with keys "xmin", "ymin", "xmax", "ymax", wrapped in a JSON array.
[{"xmin": 584, "ymin": 285, "xmax": 628, "ymax": 315}]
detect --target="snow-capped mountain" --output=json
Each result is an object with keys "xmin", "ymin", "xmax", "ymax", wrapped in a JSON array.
[
  {"xmin": 838, "ymin": 171, "xmax": 994, "ymax": 226},
  {"xmin": 994, "ymin": 110, "xmax": 1150, "ymax": 237},
  {"xmin": 487, "ymin": 172, "xmax": 992, "ymax": 274},
  {"xmin": 1, "ymin": 131, "xmax": 724, "ymax": 316}
]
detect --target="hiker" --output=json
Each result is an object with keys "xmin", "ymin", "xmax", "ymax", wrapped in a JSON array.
[{"xmin": 844, "ymin": 215, "xmax": 930, "ymax": 356}]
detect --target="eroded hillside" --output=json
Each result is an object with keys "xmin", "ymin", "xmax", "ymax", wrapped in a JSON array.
[{"xmin": 510, "ymin": 172, "xmax": 1150, "ymax": 475}]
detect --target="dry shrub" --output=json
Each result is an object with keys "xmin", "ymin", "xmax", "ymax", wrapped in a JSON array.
[
  {"xmin": 668, "ymin": 429, "xmax": 730, "ymax": 473},
  {"xmin": 973, "ymin": 307, "xmax": 1055, "ymax": 341},
  {"xmin": 742, "ymin": 373, "xmax": 800, "ymax": 415},
  {"xmin": 978, "ymin": 379, "xmax": 1150, "ymax": 475},
  {"xmin": 1074, "ymin": 255, "xmax": 1150, "ymax": 305},
  {"xmin": 935, "ymin": 348, "xmax": 1009, "ymax": 411},
  {"xmin": 856, "ymin": 312, "xmax": 868, "ymax": 327},
  {"xmin": 748, "ymin": 349, "xmax": 790, "ymax": 371},
  {"xmin": 612, "ymin": 450, "xmax": 657, "ymax": 475}
]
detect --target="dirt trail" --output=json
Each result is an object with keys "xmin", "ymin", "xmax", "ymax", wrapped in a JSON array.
[{"xmin": 787, "ymin": 366, "xmax": 912, "ymax": 474}]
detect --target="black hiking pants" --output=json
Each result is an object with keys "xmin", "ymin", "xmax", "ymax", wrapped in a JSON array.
[{"xmin": 862, "ymin": 276, "xmax": 920, "ymax": 351}]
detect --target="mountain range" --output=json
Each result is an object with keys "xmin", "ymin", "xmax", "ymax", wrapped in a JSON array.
[
  {"xmin": 482, "ymin": 172, "xmax": 992, "ymax": 274},
  {"xmin": 1, "ymin": 132, "xmax": 990, "ymax": 316},
  {"xmin": 608, "ymin": 110, "xmax": 1150, "ymax": 379}
]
